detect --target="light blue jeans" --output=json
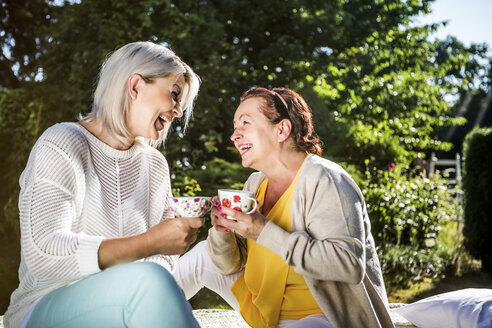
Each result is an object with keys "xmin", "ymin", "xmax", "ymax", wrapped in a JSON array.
[{"xmin": 26, "ymin": 262, "xmax": 200, "ymax": 328}]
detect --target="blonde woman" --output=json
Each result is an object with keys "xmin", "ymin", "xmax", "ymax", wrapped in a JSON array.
[{"xmin": 4, "ymin": 41, "xmax": 202, "ymax": 328}]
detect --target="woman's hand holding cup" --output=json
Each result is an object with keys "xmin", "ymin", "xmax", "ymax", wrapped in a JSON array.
[
  {"xmin": 211, "ymin": 191, "xmax": 267, "ymax": 241},
  {"xmin": 145, "ymin": 217, "xmax": 204, "ymax": 256}
]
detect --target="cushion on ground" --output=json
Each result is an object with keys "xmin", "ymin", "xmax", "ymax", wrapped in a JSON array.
[{"xmin": 394, "ymin": 288, "xmax": 492, "ymax": 328}]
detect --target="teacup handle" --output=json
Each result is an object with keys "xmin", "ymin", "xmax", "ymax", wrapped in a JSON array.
[
  {"xmin": 205, "ymin": 198, "xmax": 213, "ymax": 212},
  {"xmin": 245, "ymin": 197, "xmax": 259, "ymax": 214}
]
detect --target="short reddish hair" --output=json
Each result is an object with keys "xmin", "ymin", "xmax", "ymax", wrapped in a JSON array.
[{"xmin": 240, "ymin": 87, "xmax": 323, "ymax": 156}]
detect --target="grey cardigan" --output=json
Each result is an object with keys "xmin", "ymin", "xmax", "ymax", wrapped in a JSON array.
[{"xmin": 207, "ymin": 154, "xmax": 394, "ymax": 328}]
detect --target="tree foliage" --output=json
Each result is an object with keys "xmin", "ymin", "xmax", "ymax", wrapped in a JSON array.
[
  {"xmin": 0, "ymin": 0, "xmax": 490, "ymax": 242},
  {"xmin": 0, "ymin": 88, "xmax": 42, "ymax": 240},
  {"xmin": 0, "ymin": 0, "xmax": 51, "ymax": 88}
]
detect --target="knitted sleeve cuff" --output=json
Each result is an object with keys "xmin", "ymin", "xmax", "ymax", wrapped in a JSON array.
[
  {"xmin": 76, "ymin": 233, "xmax": 105, "ymax": 275},
  {"xmin": 143, "ymin": 254, "xmax": 178, "ymax": 273}
]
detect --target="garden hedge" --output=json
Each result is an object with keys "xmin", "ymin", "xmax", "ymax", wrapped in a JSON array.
[{"xmin": 462, "ymin": 127, "xmax": 492, "ymax": 272}]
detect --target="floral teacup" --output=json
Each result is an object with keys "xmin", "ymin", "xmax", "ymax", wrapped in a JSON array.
[
  {"xmin": 169, "ymin": 197, "xmax": 212, "ymax": 218},
  {"xmin": 218, "ymin": 189, "xmax": 259, "ymax": 220}
]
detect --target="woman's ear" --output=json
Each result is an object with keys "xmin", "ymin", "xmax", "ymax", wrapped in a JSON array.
[
  {"xmin": 277, "ymin": 119, "xmax": 292, "ymax": 142},
  {"xmin": 128, "ymin": 74, "xmax": 143, "ymax": 100}
]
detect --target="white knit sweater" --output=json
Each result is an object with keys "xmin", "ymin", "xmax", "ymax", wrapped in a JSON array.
[{"xmin": 4, "ymin": 122, "xmax": 176, "ymax": 328}]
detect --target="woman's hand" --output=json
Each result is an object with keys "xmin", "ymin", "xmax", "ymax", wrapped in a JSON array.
[
  {"xmin": 145, "ymin": 217, "xmax": 204, "ymax": 255},
  {"xmin": 211, "ymin": 196, "xmax": 267, "ymax": 241},
  {"xmin": 210, "ymin": 196, "xmax": 229, "ymax": 231},
  {"xmin": 98, "ymin": 217, "xmax": 203, "ymax": 270}
]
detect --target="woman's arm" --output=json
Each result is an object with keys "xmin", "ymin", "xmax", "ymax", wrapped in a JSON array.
[
  {"xmin": 258, "ymin": 171, "xmax": 368, "ymax": 283},
  {"xmin": 206, "ymin": 226, "xmax": 248, "ymax": 275},
  {"xmin": 21, "ymin": 141, "xmax": 104, "ymax": 278},
  {"xmin": 98, "ymin": 217, "xmax": 204, "ymax": 270},
  {"xmin": 206, "ymin": 173, "xmax": 265, "ymax": 274},
  {"xmin": 206, "ymin": 196, "xmax": 248, "ymax": 274},
  {"xmin": 257, "ymin": 223, "xmax": 365, "ymax": 283}
]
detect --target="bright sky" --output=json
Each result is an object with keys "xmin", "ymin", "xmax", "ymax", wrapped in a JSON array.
[{"xmin": 417, "ymin": 0, "xmax": 492, "ymax": 50}]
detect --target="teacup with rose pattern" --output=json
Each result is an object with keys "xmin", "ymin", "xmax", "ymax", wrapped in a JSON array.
[{"xmin": 218, "ymin": 189, "xmax": 259, "ymax": 220}]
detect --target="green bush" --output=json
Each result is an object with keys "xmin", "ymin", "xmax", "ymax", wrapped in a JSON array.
[
  {"xmin": 362, "ymin": 165, "xmax": 459, "ymax": 249},
  {"xmin": 361, "ymin": 163, "xmax": 461, "ymax": 284},
  {"xmin": 380, "ymin": 244, "xmax": 454, "ymax": 288},
  {"xmin": 462, "ymin": 127, "xmax": 492, "ymax": 272}
]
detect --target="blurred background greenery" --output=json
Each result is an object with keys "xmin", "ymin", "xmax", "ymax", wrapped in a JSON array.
[{"xmin": 1, "ymin": 0, "xmax": 492, "ymax": 313}]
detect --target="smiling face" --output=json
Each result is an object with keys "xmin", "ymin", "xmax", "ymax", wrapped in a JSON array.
[
  {"xmin": 231, "ymin": 97, "xmax": 281, "ymax": 170},
  {"xmin": 126, "ymin": 74, "xmax": 184, "ymax": 141}
]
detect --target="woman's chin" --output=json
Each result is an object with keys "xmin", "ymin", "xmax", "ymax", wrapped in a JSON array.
[
  {"xmin": 149, "ymin": 127, "xmax": 162, "ymax": 140},
  {"xmin": 241, "ymin": 157, "xmax": 254, "ymax": 169}
]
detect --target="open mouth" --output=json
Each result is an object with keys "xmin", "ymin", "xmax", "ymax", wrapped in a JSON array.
[
  {"xmin": 239, "ymin": 143, "xmax": 252, "ymax": 156},
  {"xmin": 155, "ymin": 114, "xmax": 172, "ymax": 131}
]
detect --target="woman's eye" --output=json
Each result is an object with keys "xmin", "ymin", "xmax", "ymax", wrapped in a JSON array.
[
  {"xmin": 233, "ymin": 120, "xmax": 249, "ymax": 130},
  {"xmin": 171, "ymin": 91, "xmax": 180, "ymax": 107}
]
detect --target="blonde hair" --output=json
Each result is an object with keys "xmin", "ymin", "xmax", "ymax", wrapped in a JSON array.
[{"xmin": 81, "ymin": 41, "xmax": 200, "ymax": 148}]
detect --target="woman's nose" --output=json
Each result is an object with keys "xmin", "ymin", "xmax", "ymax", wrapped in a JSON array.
[
  {"xmin": 230, "ymin": 129, "xmax": 241, "ymax": 142},
  {"xmin": 172, "ymin": 105, "xmax": 183, "ymax": 118}
]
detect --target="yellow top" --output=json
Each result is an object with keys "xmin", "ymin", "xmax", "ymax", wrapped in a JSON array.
[{"xmin": 231, "ymin": 158, "xmax": 322, "ymax": 327}]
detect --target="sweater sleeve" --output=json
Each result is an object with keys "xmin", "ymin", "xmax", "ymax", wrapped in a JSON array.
[
  {"xmin": 256, "ymin": 167, "xmax": 366, "ymax": 284},
  {"xmin": 206, "ymin": 227, "xmax": 248, "ymax": 275},
  {"xmin": 20, "ymin": 140, "xmax": 104, "ymax": 279},
  {"xmin": 143, "ymin": 150, "xmax": 178, "ymax": 272},
  {"xmin": 205, "ymin": 172, "xmax": 264, "ymax": 274}
]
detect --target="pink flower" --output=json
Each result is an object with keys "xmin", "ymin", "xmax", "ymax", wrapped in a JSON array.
[{"xmin": 388, "ymin": 162, "xmax": 396, "ymax": 169}]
